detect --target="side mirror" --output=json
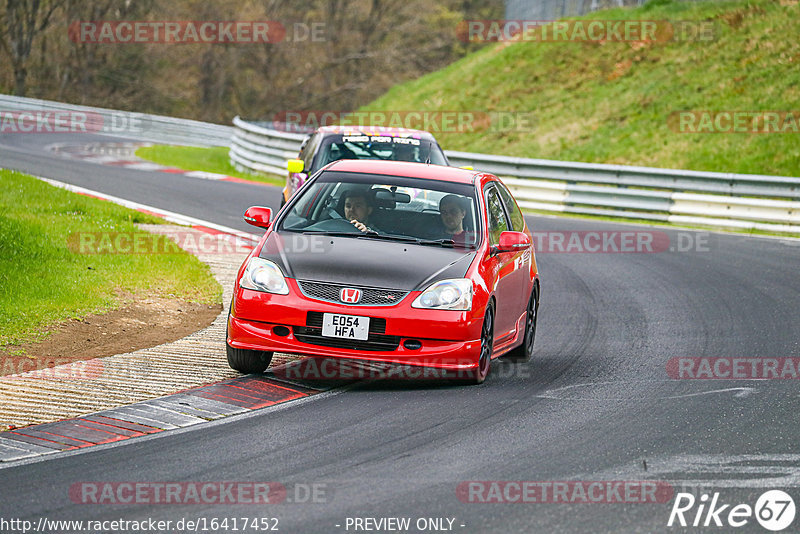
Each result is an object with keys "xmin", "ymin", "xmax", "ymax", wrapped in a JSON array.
[
  {"xmin": 287, "ymin": 159, "xmax": 304, "ymax": 174},
  {"xmin": 496, "ymin": 231, "xmax": 530, "ymax": 253},
  {"xmin": 459, "ymin": 165, "xmax": 474, "ymax": 171},
  {"xmin": 243, "ymin": 206, "xmax": 272, "ymax": 229}
]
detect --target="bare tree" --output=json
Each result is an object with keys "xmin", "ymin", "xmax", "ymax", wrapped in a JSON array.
[
  {"xmin": 0, "ymin": 0, "xmax": 64, "ymax": 95},
  {"xmin": 1, "ymin": 0, "xmax": 502, "ymax": 120}
]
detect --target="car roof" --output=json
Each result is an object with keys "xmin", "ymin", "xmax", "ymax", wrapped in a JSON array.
[
  {"xmin": 315, "ymin": 125, "xmax": 439, "ymax": 141},
  {"xmin": 324, "ymin": 159, "xmax": 482, "ymax": 184}
]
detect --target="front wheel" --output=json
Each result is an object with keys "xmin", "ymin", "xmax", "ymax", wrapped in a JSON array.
[
  {"xmin": 504, "ymin": 286, "xmax": 539, "ymax": 362},
  {"xmin": 461, "ymin": 304, "xmax": 494, "ymax": 385},
  {"xmin": 226, "ymin": 343, "xmax": 273, "ymax": 374}
]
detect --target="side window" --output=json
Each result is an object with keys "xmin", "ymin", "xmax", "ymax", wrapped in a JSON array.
[
  {"xmin": 484, "ymin": 185, "xmax": 510, "ymax": 246},
  {"xmin": 300, "ymin": 134, "xmax": 321, "ymax": 171},
  {"xmin": 495, "ymin": 181, "xmax": 525, "ymax": 232},
  {"xmin": 297, "ymin": 134, "xmax": 312, "ymax": 161}
]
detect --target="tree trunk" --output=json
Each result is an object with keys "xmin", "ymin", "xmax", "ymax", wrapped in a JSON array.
[{"xmin": 14, "ymin": 64, "xmax": 27, "ymax": 96}]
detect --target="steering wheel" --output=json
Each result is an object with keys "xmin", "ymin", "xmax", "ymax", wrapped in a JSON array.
[{"xmin": 304, "ymin": 218, "xmax": 361, "ymax": 233}]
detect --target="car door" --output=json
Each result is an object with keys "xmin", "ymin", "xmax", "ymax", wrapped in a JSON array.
[
  {"xmin": 495, "ymin": 180, "xmax": 533, "ymax": 316},
  {"xmin": 483, "ymin": 183, "xmax": 519, "ymax": 343}
]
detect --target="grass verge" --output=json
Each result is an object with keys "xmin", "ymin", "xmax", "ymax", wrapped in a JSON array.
[
  {"xmin": 0, "ymin": 169, "xmax": 222, "ymax": 347},
  {"xmin": 135, "ymin": 145, "xmax": 284, "ymax": 186}
]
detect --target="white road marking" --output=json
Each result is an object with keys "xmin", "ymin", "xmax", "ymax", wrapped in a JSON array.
[
  {"xmin": 664, "ymin": 387, "xmax": 756, "ymax": 399},
  {"xmin": 590, "ymin": 454, "xmax": 800, "ymax": 489}
]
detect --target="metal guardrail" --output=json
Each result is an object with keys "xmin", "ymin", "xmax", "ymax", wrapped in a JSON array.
[
  {"xmin": 0, "ymin": 94, "xmax": 233, "ymax": 147},
  {"xmin": 229, "ymin": 116, "xmax": 306, "ymax": 176},
  {"xmin": 230, "ymin": 117, "xmax": 800, "ymax": 233},
  {"xmin": 446, "ymin": 152, "xmax": 800, "ymax": 232}
]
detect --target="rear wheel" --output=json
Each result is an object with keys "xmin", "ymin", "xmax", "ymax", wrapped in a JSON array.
[
  {"xmin": 226, "ymin": 343, "xmax": 273, "ymax": 374},
  {"xmin": 505, "ymin": 286, "xmax": 539, "ymax": 362},
  {"xmin": 461, "ymin": 304, "xmax": 494, "ymax": 385}
]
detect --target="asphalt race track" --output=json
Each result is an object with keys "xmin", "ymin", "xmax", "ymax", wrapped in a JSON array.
[{"xmin": 1, "ymin": 131, "xmax": 800, "ymax": 533}]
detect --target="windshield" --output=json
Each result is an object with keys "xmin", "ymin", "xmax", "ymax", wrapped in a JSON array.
[
  {"xmin": 312, "ymin": 135, "xmax": 449, "ymax": 171},
  {"xmin": 280, "ymin": 172, "xmax": 480, "ymax": 248}
]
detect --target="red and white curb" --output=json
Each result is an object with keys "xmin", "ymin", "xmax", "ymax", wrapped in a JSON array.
[{"xmin": 0, "ymin": 372, "xmax": 328, "ymax": 463}]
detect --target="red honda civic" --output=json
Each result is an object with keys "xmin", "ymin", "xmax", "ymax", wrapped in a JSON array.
[{"xmin": 227, "ymin": 159, "xmax": 539, "ymax": 384}]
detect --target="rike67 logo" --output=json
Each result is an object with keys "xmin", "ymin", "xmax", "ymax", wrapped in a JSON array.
[{"xmin": 668, "ymin": 490, "xmax": 795, "ymax": 531}]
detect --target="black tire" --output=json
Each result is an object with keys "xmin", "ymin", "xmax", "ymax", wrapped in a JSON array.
[
  {"xmin": 460, "ymin": 303, "xmax": 494, "ymax": 385},
  {"xmin": 504, "ymin": 285, "xmax": 539, "ymax": 362},
  {"xmin": 226, "ymin": 343, "xmax": 273, "ymax": 374}
]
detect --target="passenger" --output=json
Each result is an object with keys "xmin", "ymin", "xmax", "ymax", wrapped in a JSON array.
[{"xmin": 438, "ymin": 194, "xmax": 470, "ymax": 244}]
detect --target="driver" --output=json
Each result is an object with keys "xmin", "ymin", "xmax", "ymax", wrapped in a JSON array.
[
  {"xmin": 394, "ymin": 142, "xmax": 418, "ymax": 162},
  {"xmin": 344, "ymin": 191, "xmax": 380, "ymax": 233}
]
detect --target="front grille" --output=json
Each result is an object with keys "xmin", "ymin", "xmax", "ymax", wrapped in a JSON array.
[
  {"xmin": 297, "ymin": 280, "xmax": 407, "ymax": 306},
  {"xmin": 294, "ymin": 311, "xmax": 400, "ymax": 351}
]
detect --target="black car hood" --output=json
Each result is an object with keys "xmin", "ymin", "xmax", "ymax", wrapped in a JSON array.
[{"xmin": 259, "ymin": 232, "xmax": 475, "ymax": 291}]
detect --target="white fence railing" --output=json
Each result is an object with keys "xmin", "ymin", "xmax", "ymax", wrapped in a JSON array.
[
  {"xmin": 229, "ymin": 116, "xmax": 306, "ymax": 176},
  {"xmin": 229, "ymin": 116, "xmax": 800, "ymax": 233},
  {"xmin": 0, "ymin": 94, "xmax": 233, "ymax": 147}
]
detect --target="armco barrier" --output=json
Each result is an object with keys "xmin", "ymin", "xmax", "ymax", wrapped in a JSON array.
[
  {"xmin": 229, "ymin": 116, "xmax": 306, "ymax": 176},
  {"xmin": 230, "ymin": 116, "xmax": 800, "ymax": 233},
  {"xmin": 0, "ymin": 94, "xmax": 232, "ymax": 147}
]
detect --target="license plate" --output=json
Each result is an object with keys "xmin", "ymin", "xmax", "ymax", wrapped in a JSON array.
[{"xmin": 321, "ymin": 313, "xmax": 370, "ymax": 340}]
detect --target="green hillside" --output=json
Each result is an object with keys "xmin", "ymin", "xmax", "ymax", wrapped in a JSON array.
[{"xmin": 363, "ymin": 0, "xmax": 800, "ymax": 177}]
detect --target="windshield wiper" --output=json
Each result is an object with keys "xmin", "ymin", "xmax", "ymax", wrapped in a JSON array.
[
  {"xmin": 294, "ymin": 230, "xmax": 391, "ymax": 238},
  {"xmin": 365, "ymin": 236, "xmax": 471, "ymax": 248},
  {"xmin": 288, "ymin": 231, "xmax": 470, "ymax": 248},
  {"xmin": 309, "ymin": 232, "xmax": 436, "ymax": 245},
  {"xmin": 297, "ymin": 231, "xmax": 362, "ymax": 237},
  {"xmin": 419, "ymin": 238, "xmax": 478, "ymax": 249},
  {"xmin": 354, "ymin": 234, "xmax": 473, "ymax": 248},
  {"xmin": 417, "ymin": 238, "xmax": 455, "ymax": 247},
  {"xmin": 353, "ymin": 233, "xmax": 420, "ymax": 242}
]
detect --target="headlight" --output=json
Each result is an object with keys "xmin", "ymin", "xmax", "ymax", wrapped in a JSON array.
[
  {"xmin": 411, "ymin": 279, "xmax": 473, "ymax": 310},
  {"xmin": 240, "ymin": 257, "xmax": 289, "ymax": 295}
]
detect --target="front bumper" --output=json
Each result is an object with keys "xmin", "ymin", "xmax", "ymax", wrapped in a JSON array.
[{"xmin": 228, "ymin": 281, "xmax": 483, "ymax": 370}]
